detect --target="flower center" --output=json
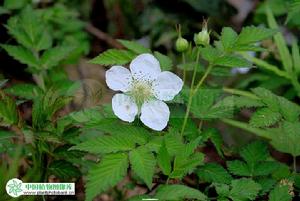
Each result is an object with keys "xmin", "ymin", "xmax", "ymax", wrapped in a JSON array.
[{"xmin": 129, "ymin": 80, "xmax": 153, "ymax": 106}]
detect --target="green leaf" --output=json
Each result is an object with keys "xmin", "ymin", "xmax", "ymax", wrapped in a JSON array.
[
  {"xmin": 292, "ymin": 40, "xmax": 300, "ymax": 75},
  {"xmin": 286, "ymin": 1, "xmax": 300, "ymax": 24},
  {"xmin": 157, "ymin": 141, "xmax": 171, "ymax": 175},
  {"xmin": 155, "ymin": 184, "xmax": 207, "ymax": 201},
  {"xmin": 254, "ymin": 161, "xmax": 279, "ymax": 176},
  {"xmin": 240, "ymin": 141, "xmax": 269, "ymax": 165},
  {"xmin": 214, "ymin": 55, "xmax": 251, "ymax": 68},
  {"xmin": 70, "ymin": 134, "xmax": 136, "ymax": 154},
  {"xmin": 5, "ymin": 84, "xmax": 42, "ymax": 100},
  {"xmin": 227, "ymin": 160, "xmax": 251, "ymax": 177},
  {"xmin": 118, "ymin": 39, "xmax": 151, "ymax": 54},
  {"xmin": 257, "ymin": 178, "xmax": 276, "ymax": 196},
  {"xmin": 0, "ymin": 92, "xmax": 19, "ymax": 127},
  {"xmin": 170, "ymin": 152, "xmax": 204, "ymax": 178},
  {"xmin": 90, "ymin": 49, "xmax": 136, "ymax": 65},
  {"xmin": 250, "ymin": 108, "xmax": 281, "ymax": 128},
  {"xmin": 164, "ymin": 131, "xmax": 185, "ymax": 156},
  {"xmin": 229, "ymin": 178, "xmax": 261, "ymax": 201},
  {"xmin": 129, "ymin": 147, "xmax": 155, "ymax": 189},
  {"xmin": 40, "ymin": 46, "xmax": 74, "ymax": 69},
  {"xmin": 251, "ymin": 87, "xmax": 279, "ymax": 111},
  {"xmin": 270, "ymin": 121, "xmax": 300, "ymax": 156},
  {"xmin": 4, "ymin": 0, "xmax": 27, "ymax": 10},
  {"xmin": 0, "ymin": 130, "xmax": 15, "ymax": 140},
  {"xmin": 236, "ymin": 26, "xmax": 277, "ymax": 45},
  {"xmin": 266, "ymin": 6, "xmax": 293, "ymax": 74},
  {"xmin": 268, "ymin": 185, "xmax": 292, "ymax": 201},
  {"xmin": 277, "ymin": 96, "xmax": 300, "ymax": 122},
  {"xmin": 221, "ymin": 27, "xmax": 238, "ymax": 51},
  {"xmin": 85, "ymin": 153, "xmax": 128, "ymax": 201},
  {"xmin": 154, "ymin": 51, "xmax": 173, "ymax": 71},
  {"xmin": 48, "ymin": 160, "xmax": 80, "ymax": 180},
  {"xmin": 197, "ymin": 163, "xmax": 232, "ymax": 184},
  {"xmin": 202, "ymin": 128, "xmax": 223, "ymax": 156},
  {"xmin": 200, "ymin": 46, "xmax": 222, "ymax": 62},
  {"xmin": 1, "ymin": 45, "xmax": 39, "ymax": 69}
]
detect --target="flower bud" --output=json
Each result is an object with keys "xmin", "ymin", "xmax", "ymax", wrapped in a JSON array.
[
  {"xmin": 175, "ymin": 37, "xmax": 188, "ymax": 52},
  {"xmin": 194, "ymin": 29, "xmax": 210, "ymax": 46}
]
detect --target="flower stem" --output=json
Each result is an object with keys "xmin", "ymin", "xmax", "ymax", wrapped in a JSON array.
[
  {"xmin": 192, "ymin": 63, "xmax": 213, "ymax": 96},
  {"xmin": 180, "ymin": 48, "xmax": 201, "ymax": 136},
  {"xmin": 223, "ymin": 87, "xmax": 260, "ymax": 100},
  {"xmin": 182, "ymin": 52, "xmax": 186, "ymax": 83},
  {"xmin": 293, "ymin": 156, "xmax": 297, "ymax": 173},
  {"xmin": 180, "ymin": 63, "xmax": 213, "ymax": 136}
]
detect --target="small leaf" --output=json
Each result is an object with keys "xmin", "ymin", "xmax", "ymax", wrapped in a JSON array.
[
  {"xmin": 155, "ymin": 184, "xmax": 207, "ymax": 201},
  {"xmin": 5, "ymin": 84, "xmax": 42, "ymax": 100},
  {"xmin": 268, "ymin": 185, "xmax": 292, "ymax": 201},
  {"xmin": 197, "ymin": 163, "xmax": 232, "ymax": 184},
  {"xmin": 221, "ymin": 27, "xmax": 238, "ymax": 51},
  {"xmin": 40, "ymin": 46, "xmax": 74, "ymax": 69},
  {"xmin": 236, "ymin": 26, "xmax": 277, "ymax": 45},
  {"xmin": 154, "ymin": 51, "xmax": 173, "ymax": 71},
  {"xmin": 90, "ymin": 49, "xmax": 136, "ymax": 65},
  {"xmin": 227, "ymin": 160, "xmax": 251, "ymax": 177},
  {"xmin": 250, "ymin": 108, "xmax": 281, "ymax": 128},
  {"xmin": 240, "ymin": 141, "xmax": 269, "ymax": 165},
  {"xmin": 70, "ymin": 134, "xmax": 136, "ymax": 154},
  {"xmin": 214, "ymin": 54, "xmax": 251, "ymax": 68},
  {"xmin": 157, "ymin": 141, "xmax": 171, "ymax": 175},
  {"xmin": 48, "ymin": 160, "xmax": 80, "ymax": 180},
  {"xmin": 85, "ymin": 153, "xmax": 128, "ymax": 201},
  {"xmin": 1, "ymin": 45, "xmax": 39, "ymax": 69},
  {"xmin": 118, "ymin": 39, "xmax": 151, "ymax": 54},
  {"xmin": 230, "ymin": 178, "xmax": 261, "ymax": 201},
  {"xmin": 129, "ymin": 147, "xmax": 155, "ymax": 189}
]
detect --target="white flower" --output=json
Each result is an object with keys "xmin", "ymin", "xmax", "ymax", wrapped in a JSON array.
[{"xmin": 105, "ymin": 53, "xmax": 183, "ymax": 131}]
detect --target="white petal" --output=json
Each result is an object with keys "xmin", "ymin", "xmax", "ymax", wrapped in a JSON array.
[
  {"xmin": 152, "ymin": 71, "xmax": 183, "ymax": 101},
  {"xmin": 130, "ymin": 53, "xmax": 161, "ymax": 81},
  {"xmin": 140, "ymin": 100, "xmax": 170, "ymax": 131},
  {"xmin": 106, "ymin": 66, "xmax": 133, "ymax": 92},
  {"xmin": 112, "ymin": 94, "xmax": 138, "ymax": 122}
]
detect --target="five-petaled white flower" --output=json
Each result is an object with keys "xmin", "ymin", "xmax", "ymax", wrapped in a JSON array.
[{"xmin": 105, "ymin": 53, "xmax": 183, "ymax": 131}]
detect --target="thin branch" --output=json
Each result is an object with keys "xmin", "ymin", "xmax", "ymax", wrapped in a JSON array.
[{"xmin": 85, "ymin": 23, "xmax": 124, "ymax": 49}]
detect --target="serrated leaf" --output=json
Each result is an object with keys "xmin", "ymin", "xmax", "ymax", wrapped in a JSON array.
[
  {"xmin": 157, "ymin": 141, "xmax": 171, "ymax": 175},
  {"xmin": 240, "ymin": 141, "xmax": 269, "ymax": 165},
  {"xmin": 70, "ymin": 134, "xmax": 136, "ymax": 154},
  {"xmin": 254, "ymin": 161, "xmax": 279, "ymax": 176},
  {"xmin": 227, "ymin": 160, "xmax": 251, "ymax": 177},
  {"xmin": 48, "ymin": 160, "xmax": 80, "ymax": 180},
  {"xmin": 229, "ymin": 178, "xmax": 261, "ymax": 201},
  {"xmin": 236, "ymin": 26, "xmax": 277, "ymax": 45},
  {"xmin": 277, "ymin": 96, "xmax": 300, "ymax": 122},
  {"xmin": 257, "ymin": 178, "xmax": 276, "ymax": 196},
  {"xmin": 221, "ymin": 27, "xmax": 238, "ymax": 51},
  {"xmin": 202, "ymin": 128, "xmax": 223, "ymax": 156},
  {"xmin": 40, "ymin": 46, "xmax": 74, "ymax": 69},
  {"xmin": 214, "ymin": 55, "xmax": 251, "ymax": 68},
  {"xmin": 85, "ymin": 153, "xmax": 128, "ymax": 201},
  {"xmin": 4, "ymin": 0, "xmax": 27, "ymax": 10},
  {"xmin": 155, "ymin": 184, "xmax": 207, "ymax": 201},
  {"xmin": 268, "ymin": 185, "xmax": 292, "ymax": 201},
  {"xmin": 118, "ymin": 39, "xmax": 151, "ymax": 54},
  {"xmin": 0, "ymin": 92, "xmax": 19, "ymax": 127},
  {"xmin": 270, "ymin": 121, "xmax": 300, "ymax": 156},
  {"xmin": 164, "ymin": 131, "xmax": 184, "ymax": 156},
  {"xmin": 129, "ymin": 147, "xmax": 155, "ymax": 189},
  {"xmin": 197, "ymin": 163, "xmax": 232, "ymax": 184},
  {"xmin": 200, "ymin": 46, "xmax": 222, "ymax": 62},
  {"xmin": 170, "ymin": 152, "xmax": 204, "ymax": 178},
  {"xmin": 154, "ymin": 51, "xmax": 173, "ymax": 71},
  {"xmin": 251, "ymin": 87, "xmax": 279, "ymax": 111},
  {"xmin": 250, "ymin": 108, "xmax": 281, "ymax": 128},
  {"xmin": 5, "ymin": 84, "xmax": 42, "ymax": 100},
  {"xmin": 90, "ymin": 49, "xmax": 136, "ymax": 65},
  {"xmin": 1, "ymin": 45, "xmax": 39, "ymax": 69}
]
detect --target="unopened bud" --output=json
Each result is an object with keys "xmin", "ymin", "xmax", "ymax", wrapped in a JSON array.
[
  {"xmin": 194, "ymin": 29, "xmax": 210, "ymax": 46},
  {"xmin": 176, "ymin": 37, "xmax": 188, "ymax": 52}
]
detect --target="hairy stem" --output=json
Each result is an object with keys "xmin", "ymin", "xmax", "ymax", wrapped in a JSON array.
[
  {"xmin": 223, "ymin": 87, "xmax": 260, "ymax": 100},
  {"xmin": 182, "ymin": 52, "xmax": 186, "ymax": 83}
]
